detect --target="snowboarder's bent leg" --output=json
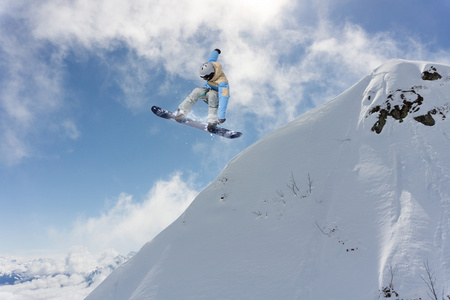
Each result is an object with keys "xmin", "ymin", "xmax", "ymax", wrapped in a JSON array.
[
  {"xmin": 206, "ymin": 90, "xmax": 219, "ymax": 124},
  {"xmin": 178, "ymin": 87, "xmax": 208, "ymax": 116},
  {"xmin": 218, "ymin": 82, "xmax": 229, "ymax": 122}
]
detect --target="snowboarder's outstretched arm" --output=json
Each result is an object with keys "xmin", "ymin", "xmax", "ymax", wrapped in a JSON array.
[{"xmin": 208, "ymin": 49, "xmax": 221, "ymax": 63}]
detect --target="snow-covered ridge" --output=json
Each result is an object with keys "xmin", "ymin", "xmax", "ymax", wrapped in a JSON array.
[{"xmin": 87, "ymin": 59, "xmax": 450, "ymax": 300}]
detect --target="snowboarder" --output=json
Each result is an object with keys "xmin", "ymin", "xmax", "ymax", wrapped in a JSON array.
[{"xmin": 175, "ymin": 49, "xmax": 230, "ymax": 132}]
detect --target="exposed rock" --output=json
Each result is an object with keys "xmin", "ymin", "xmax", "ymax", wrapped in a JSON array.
[
  {"xmin": 369, "ymin": 90, "xmax": 424, "ymax": 134},
  {"xmin": 414, "ymin": 113, "xmax": 435, "ymax": 126},
  {"xmin": 415, "ymin": 105, "xmax": 449, "ymax": 126},
  {"xmin": 421, "ymin": 66, "xmax": 442, "ymax": 81}
]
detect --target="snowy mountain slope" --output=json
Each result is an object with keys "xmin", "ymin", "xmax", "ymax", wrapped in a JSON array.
[{"xmin": 87, "ymin": 59, "xmax": 450, "ymax": 300}]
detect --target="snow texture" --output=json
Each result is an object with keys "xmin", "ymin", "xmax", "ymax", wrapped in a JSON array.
[{"xmin": 87, "ymin": 59, "xmax": 450, "ymax": 300}]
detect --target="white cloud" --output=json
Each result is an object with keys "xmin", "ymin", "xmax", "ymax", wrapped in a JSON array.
[
  {"xmin": 0, "ymin": 247, "xmax": 129, "ymax": 300},
  {"xmin": 2, "ymin": 0, "xmax": 294, "ymax": 164},
  {"xmin": 0, "ymin": 129, "xmax": 29, "ymax": 165},
  {"xmin": 61, "ymin": 120, "xmax": 81, "ymax": 140},
  {"xmin": 0, "ymin": 5, "xmax": 69, "ymax": 165},
  {"xmin": 2, "ymin": 0, "xmax": 450, "ymax": 163},
  {"xmin": 65, "ymin": 173, "xmax": 198, "ymax": 254},
  {"xmin": 24, "ymin": 0, "xmax": 298, "ymax": 118}
]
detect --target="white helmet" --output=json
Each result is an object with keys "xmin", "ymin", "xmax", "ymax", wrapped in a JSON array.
[{"xmin": 199, "ymin": 62, "xmax": 215, "ymax": 80}]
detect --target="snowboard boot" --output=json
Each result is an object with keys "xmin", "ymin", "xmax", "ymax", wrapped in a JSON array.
[
  {"xmin": 175, "ymin": 110, "xmax": 186, "ymax": 123},
  {"xmin": 207, "ymin": 122, "xmax": 218, "ymax": 133}
]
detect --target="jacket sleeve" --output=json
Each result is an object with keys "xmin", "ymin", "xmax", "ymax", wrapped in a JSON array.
[{"xmin": 208, "ymin": 50, "xmax": 220, "ymax": 63}]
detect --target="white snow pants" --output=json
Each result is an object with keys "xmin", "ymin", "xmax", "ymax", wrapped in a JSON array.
[{"xmin": 178, "ymin": 87, "xmax": 219, "ymax": 123}]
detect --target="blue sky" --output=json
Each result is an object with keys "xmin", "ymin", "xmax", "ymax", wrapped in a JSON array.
[{"xmin": 1, "ymin": 0, "xmax": 450, "ymax": 256}]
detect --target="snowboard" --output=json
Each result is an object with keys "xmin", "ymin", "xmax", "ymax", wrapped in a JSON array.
[{"xmin": 151, "ymin": 106, "xmax": 242, "ymax": 139}]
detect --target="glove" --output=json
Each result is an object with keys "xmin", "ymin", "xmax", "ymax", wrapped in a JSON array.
[
  {"xmin": 219, "ymin": 119, "xmax": 226, "ymax": 124},
  {"xmin": 214, "ymin": 49, "xmax": 221, "ymax": 54}
]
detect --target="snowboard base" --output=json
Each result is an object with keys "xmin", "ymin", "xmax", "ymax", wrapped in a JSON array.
[{"xmin": 151, "ymin": 106, "xmax": 242, "ymax": 139}]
